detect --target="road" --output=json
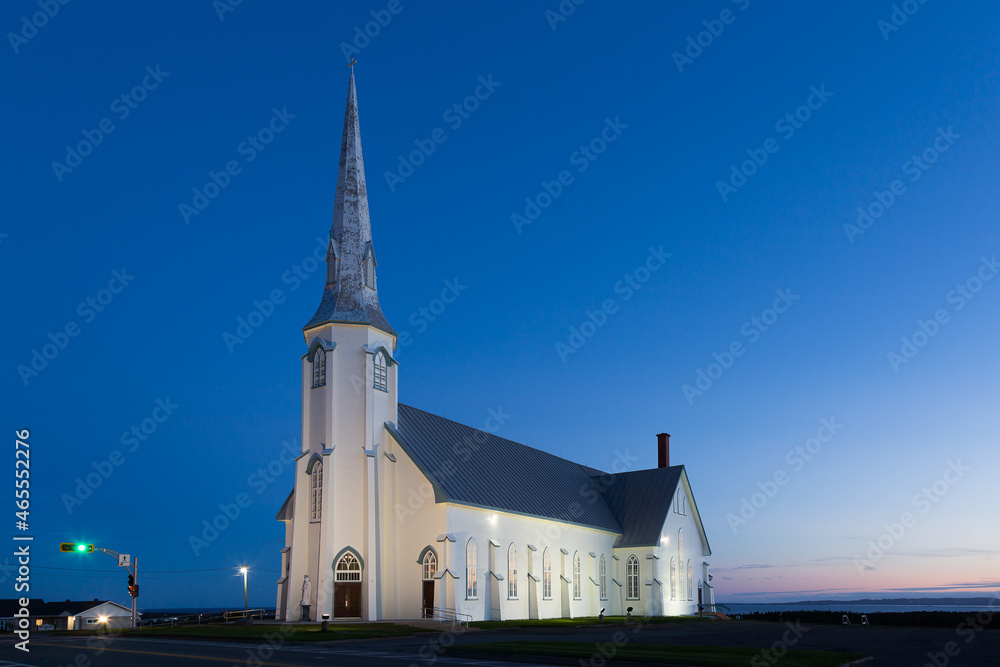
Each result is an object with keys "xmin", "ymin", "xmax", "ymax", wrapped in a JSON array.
[{"xmin": 1, "ymin": 619, "xmax": 998, "ymax": 666}]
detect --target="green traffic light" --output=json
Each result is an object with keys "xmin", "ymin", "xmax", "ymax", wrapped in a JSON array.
[
  {"xmin": 77, "ymin": 544, "xmax": 87, "ymax": 551},
  {"xmin": 59, "ymin": 542, "xmax": 94, "ymax": 553}
]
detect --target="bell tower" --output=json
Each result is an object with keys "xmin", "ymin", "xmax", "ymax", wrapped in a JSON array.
[{"xmin": 280, "ymin": 70, "xmax": 398, "ymax": 622}]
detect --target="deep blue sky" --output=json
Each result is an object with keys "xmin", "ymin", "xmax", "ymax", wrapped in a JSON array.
[{"xmin": 5, "ymin": 1, "xmax": 999, "ymax": 608}]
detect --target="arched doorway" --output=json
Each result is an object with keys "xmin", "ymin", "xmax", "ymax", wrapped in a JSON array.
[
  {"xmin": 421, "ymin": 550, "xmax": 437, "ymax": 618},
  {"xmin": 334, "ymin": 552, "xmax": 362, "ymax": 618}
]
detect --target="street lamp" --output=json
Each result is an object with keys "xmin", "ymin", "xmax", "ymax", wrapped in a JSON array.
[{"xmin": 239, "ymin": 566, "xmax": 248, "ymax": 612}]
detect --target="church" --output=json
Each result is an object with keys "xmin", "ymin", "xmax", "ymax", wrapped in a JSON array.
[{"xmin": 275, "ymin": 72, "xmax": 715, "ymax": 622}]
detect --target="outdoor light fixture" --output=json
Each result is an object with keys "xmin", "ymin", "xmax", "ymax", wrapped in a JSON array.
[{"xmin": 98, "ymin": 616, "xmax": 108, "ymax": 624}]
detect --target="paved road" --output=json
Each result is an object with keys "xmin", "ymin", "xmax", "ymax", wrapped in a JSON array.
[
  {"xmin": 1, "ymin": 621, "xmax": 998, "ymax": 666},
  {"xmin": 0, "ymin": 634, "xmax": 548, "ymax": 667}
]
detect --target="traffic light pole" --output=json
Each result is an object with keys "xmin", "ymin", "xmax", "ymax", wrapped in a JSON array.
[
  {"xmin": 130, "ymin": 557, "xmax": 138, "ymax": 630},
  {"xmin": 93, "ymin": 547, "xmax": 137, "ymax": 630},
  {"xmin": 59, "ymin": 543, "xmax": 138, "ymax": 630}
]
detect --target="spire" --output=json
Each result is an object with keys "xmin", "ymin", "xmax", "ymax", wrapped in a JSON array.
[{"xmin": 305, "ymin": 71, "xmax": 395, "ymax": 336}]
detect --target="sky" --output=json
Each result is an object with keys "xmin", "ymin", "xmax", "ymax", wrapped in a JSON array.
[{"xmin": 4, "ymin": 1, "xmax": 999, "ymax": 609}]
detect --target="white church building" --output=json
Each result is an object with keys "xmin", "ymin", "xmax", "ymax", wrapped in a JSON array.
[{"xmin": 275, "ymin": 72, "xmax": 714, "ymax": 622}]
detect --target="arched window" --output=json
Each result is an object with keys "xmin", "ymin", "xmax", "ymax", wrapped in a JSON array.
[
  {"xmin": 422, "ymin": 551, "xmax": 437, "ymax": 581},
  {"xmin": 572, "ymin": 552, "xmax": 581, "ymax": 600},
  {"xmin": 312, "ymin": 348, "xmax": 326, "ymax": 388},
  {"xmin": 542, "ymin": 548, "xmax": 552, "ymax": 600},
  {"xmin": 310, "ymin": 462, "xmax": 323, "ymax": 521},
  {"xmin": 687, "ymin": 559, "xmax": 693, "ymax": 600},
  {"xmin": 670, "ymin": 557, "xmax": 677, "ymax": 600},
  {"xmin": 626, "ymin": 555, "xmax": 639, "ymax": 600},
  {"xmin": 677, "ymin": 529, "xmax": 685, "ymax": 599},
  {"xmin": 335, "ymin": 552, "xmax": 361, "ymax": 582},
  {"xmin": 373, "ymin": 351, "xmax": 388, "ymax": 392},
  {"xmin": 364, "ymin": 256, "xmax": 376, "ymax": 288},
  {"xmin": 466, "ymin": 539, "xmax": 477, "ymax": 599},
  {"xmin": 599, "ymin": 555, "xmax": 607, "ymax": 600},
  {"xmin": 507, "ymin": 544, "xmax": 518, "ymax": 599}
]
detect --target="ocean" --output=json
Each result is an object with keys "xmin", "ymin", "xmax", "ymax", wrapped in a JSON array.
[{"xmin": 723, "ymin": 602, "xmax": 998, "ymax": 614}]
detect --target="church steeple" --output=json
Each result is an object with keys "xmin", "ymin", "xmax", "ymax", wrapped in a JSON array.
[{"xmin": 305, "ymin": 70, "xmax": 395, "ymax": 336}]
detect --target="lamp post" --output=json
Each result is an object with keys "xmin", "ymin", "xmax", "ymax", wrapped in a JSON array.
[{"xmin": 240, "ymin": 566, "xmax": 248, "ymax": 613}]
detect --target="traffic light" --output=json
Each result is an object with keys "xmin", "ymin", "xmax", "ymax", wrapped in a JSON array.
[
  {"xmin": 128, "ymin": 574, "xmax": 137, "ymax": 598},
  {"xmin": 60, "ymin": 543, "xmax": 94, "ymax": 553}
]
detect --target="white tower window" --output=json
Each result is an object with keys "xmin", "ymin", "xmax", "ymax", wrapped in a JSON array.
[
  {"xmin": 312, "ymin": 348, "xmax": 326, "ymax": 388},
  {"xmin": 626, "ymin": 555, "xmax": 639, "ymax": 600},
  {"xmin": 310, "ymin": 462, "xmax": 323, "ymax": 521},
  {"xmin": 374, "ymin": 351, "xmax": 388, "ymax": 392}
]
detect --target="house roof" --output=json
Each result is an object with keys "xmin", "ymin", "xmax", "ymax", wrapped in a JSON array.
[
  {"xmin": 0, "ymin": 599, "xmax": 134, "ymax": 617},
  {"xmin": 388, "ymin": 404, "xmax": 633, "ymax": 534}
]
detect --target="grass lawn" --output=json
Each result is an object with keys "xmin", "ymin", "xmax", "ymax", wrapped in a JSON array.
[
  {"xmin": 51, "ymin": 623, "xmax": 431, "ymax": 642},
  {"xmin": 469, "ymin": 615, "xmax": 708, "ymax": 630},
  {"xmin": 450, "ymin": 641, "xmax": 868, "ymax": 667}
]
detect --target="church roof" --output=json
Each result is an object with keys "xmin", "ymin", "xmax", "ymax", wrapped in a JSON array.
[
  {"xmin": 389, "ymin": 404, "xmax": 687, "ymax": 540},
  {"xmin": 596, "ymin": 466, "xmax": 684, "ymax": 547},
  {"xmin": 305, "ymin": 71, "xmax": 394, "ymax": 336}
]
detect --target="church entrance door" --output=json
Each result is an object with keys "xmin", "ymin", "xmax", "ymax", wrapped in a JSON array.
[
  {"xmin": 334, "ymin": 552, "xmax": 363, "ymax": 618},
  {"xmin": 334, "ymin": 582, "xmax": 362, "ymax": 617},
  {"xmin": 422, "ymin": 581, "xmax": 435, "ymax": 618}
]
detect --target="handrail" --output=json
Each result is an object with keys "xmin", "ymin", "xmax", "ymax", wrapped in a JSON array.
[
  {"xmin": 431, "ymin": 607, "xmax": 472, "ymax": 627},
  {"xmin": 223, "ymin": 608, "xmax": 267, "ymax": 622}
]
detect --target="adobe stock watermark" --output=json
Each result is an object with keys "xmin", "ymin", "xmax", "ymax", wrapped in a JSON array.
[
  {"xmin": 17, "ymin": 268, "xmax": 135, "ymax": 386},
  {"xmin": 390, "ymin": 277, "xmax": 468, "ymax": 358},
  {"xmin": 213, "ymin": 0, "xmax": 245, "ymax": 21},
  {"xmin": 922, "ymin": 596, "xmax": 999, "ymax": 667},
  {"xmin": 853, "ymin": 459, "xmax": 969, "ymax": 574},
  {"xmin": 395, "ymin": 407, "xmax": 510, "ymax": 524},
  {"xmin": 716, "ymin": 84, "xmax": 833, "ymax": 202},
  {"xmin": 223, "ymin": 237, "xmax": 327, "ymax": 352},
  {"xmin": 51, "ymin": 65, "xmax": 169, "ymax": 182},
  {"xmin": 887, "ymin": 255, "xmax": 997, "ymax": 372},
  {"xmin": 531, "ymin": 447, "xmax": 640, "ymax": 550},
  {"xmin": 672, "ymin": 0, "xmax": 752, "ymax": 73},
  {"xmin": 726, "ymin": 417, "xmax": 843, "ymax": 533},
  {"xmin": 61, "ymin": 398, "xmax": 179, "ymax": 514},
  {"xmin": 878, "ymin": 0, "xmax": 931, "ymax": 41},
  {"xmin": 682, "ymin": 288, "xmax": 799, "ymax": 404},
  {"xmin": 512, "ymin": 116, "xmax": 628, "ymax": 233},
  {"xmin": 179, "ymin": 106, "xmax": 296, "ymax": 224},
  {"xmin": 339, "ymin": 0, "xmax": 412, "ymax": 62},
  {"xmin": 189, "ymin": 439, "xmax": 299, "ymax": 555},
  {"xmin": 844, "ymin": 126, "xmax": 959, "ymax": 243},
  {"xmin": 383, "ymin": 75, "xmax": 501, "ymax": 192},
  {"xmin": 7, "ymin": 0, "xmax": 71, "ymax": 54},
  {"xmin": 555, "ymin": 246, "xmax": 671, "ymax": 363},
  {"xmin": 750, "ymin": 621, "xmax": 808, "ymax": 667},
  {"xmin": 545, "ymin": 0, "xmax": 585, "ymax": 31}
]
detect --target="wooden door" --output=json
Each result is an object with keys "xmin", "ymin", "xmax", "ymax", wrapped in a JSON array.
[
  {"xmin": 422, "ymin": 580, "xmax": 435, "ymax": 618},
  {"xmin": 334, "ymin": 582, "xmax": 362, "ymax": 618}
]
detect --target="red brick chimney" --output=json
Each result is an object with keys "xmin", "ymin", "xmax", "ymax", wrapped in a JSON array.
[{"xmin": 657, "ymin": 433, "xmax": 670, "ymax": 468}]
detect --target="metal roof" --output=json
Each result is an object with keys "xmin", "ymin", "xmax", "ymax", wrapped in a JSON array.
[
  {"xmin": 596, "ymin": 467, "xmax": 683, "ymax": 547},
  {"xmin": 390, "ymin": 404, "xmax": 625, "ymax": 533}
]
